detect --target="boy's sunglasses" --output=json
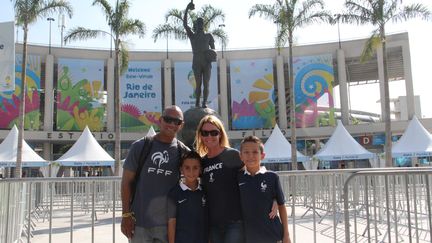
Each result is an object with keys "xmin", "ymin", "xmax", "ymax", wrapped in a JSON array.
[
  {"xmin": 200, "ymin": 130, "xmax": 220, "ymax": 137},
  {"xmin": 162, "ymin": 116, "xmax": 183, "ymax": 126}
]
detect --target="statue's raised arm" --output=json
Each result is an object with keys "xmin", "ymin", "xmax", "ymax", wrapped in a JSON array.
[{"xmin": 183, "ymin": 2, "xmax": 194, "ymax": 38}]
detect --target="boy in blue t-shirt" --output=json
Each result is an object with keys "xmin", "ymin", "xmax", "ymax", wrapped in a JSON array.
[
  {"xmin": 167, "ymin": 151, "xmax": 208, "ymax": 243},
  {"xmin": 238, "ymin": 136, "xmax": 291, "ymax": 243}
]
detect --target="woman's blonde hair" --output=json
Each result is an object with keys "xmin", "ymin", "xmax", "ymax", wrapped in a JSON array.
[{"xmin": 194, "ymin": 115, "xmax": 230, "ymax": 156}]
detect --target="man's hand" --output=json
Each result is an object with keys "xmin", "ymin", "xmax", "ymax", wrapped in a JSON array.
[{"xmin": 121, "ymin": 216, "xmax": 135, "ymax": 239}]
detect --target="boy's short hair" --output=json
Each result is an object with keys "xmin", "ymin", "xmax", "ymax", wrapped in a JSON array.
[
  {"xmin": 240, "ymin": 135, "xmax": 264, "ymax": 153},
  {"xmin": 180, "ymin": 150, "xmax": 202, "ymax": 167}
]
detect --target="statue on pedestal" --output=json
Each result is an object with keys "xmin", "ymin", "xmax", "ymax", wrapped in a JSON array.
[{"xmin": 183, "ymin": 1, "xmax": 216, "ymax": 108}]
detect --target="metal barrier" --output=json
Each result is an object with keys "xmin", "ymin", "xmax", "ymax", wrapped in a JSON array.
[
  {"xmin": 343, "ymin": 168, "xmax": 432, "ymax": 243},
  {"xmin": 1, "ymin": 168, "xmax": 431, "ymax": 243}
]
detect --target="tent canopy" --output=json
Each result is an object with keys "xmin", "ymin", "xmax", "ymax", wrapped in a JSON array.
[
  {"xmin": 0, "ymin": 125, "xmax": 48, "ymax": 167},
  {"xmin": 315, "ymin": 120, "xmax": 374, "ymax": 161},
  {"xmin": 262, "ymin": 124, "xmax": 309, "ymax": 163},
  {"xmin": 392, "ymin": 116, "xmax": 432, "ymax": 157},
  {"xmin": 55, "ymin": 126, "xmax": 114, "ymax": 166}
]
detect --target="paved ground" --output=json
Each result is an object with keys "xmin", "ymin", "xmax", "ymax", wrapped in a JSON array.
[{"xmin": 27, "ymin": 206, "xmax": 429, "ymax": 243}]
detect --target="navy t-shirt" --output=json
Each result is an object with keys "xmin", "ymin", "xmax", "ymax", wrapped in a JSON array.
[
  {"xmin": 238, "ymin": 167, "xmax": 285, "ymax": 243},
  {"xmin": 167, "ymin": 182, "xmax": 208, "ymax": 243},
  {"xmin": 123, "ymin": 137, "xmax": 186, "ymax": 227},
  {"xmin": 201, "ymin": 148, "xmax": 244, "ymax": 226}
]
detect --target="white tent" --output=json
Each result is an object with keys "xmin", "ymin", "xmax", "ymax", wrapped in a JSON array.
[
  {"xmin": 0, "ymin": 125, "xmax": 48, "ymax": 167},
  {"xmin": 262, "ymin": 124, "xmax": 309, "ymax": 163},
  {"xmin": 55, "ymin": 126, "xmax": 114, "ymax": 166},
  {"xmin": 314, "ymin": 120, "xmax": 374, "ymax": 161},
  {"xmin": 392, "ymin": 116, "xmax": 432, "ymax": 157}
]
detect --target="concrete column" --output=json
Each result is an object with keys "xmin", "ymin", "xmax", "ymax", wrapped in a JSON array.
[
  {"xmin": 219, "ymin": 58, "xmax": 229, "ymax": 129},
  {"xmin": 377, "ymin": 45, "xmax": 386, "ymax": 121},
  {"xmin": 43, "ymin": 55, "xmax": 54, "ymax": 167},
  {"xmin": 402, "ymin": 42, "xmax": 415, "ymax": 119},
  {"xmin": 106, "ymin": 58, "xmax": 114, "ymax": 132},
  {"xmin": 337, "ymin": 49, "xmax": 350, "ymax": 125},
  {"xmin": 276, "ymin": 55, "xmax": 287, "ymax": 129},
  {"xmin": 164, "ymin": 59, "xmax": 172, "ymax": 108}
]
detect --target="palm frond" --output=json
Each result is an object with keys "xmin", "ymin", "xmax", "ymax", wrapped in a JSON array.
[
  {"xmin": 393, "ymin": 3, "xmax": 431, "ymax": 22},
  {"xmin": 38, "ymin": 0, "xmax": 73, "ymax": 19},
  {"xmin": 118, "ymin": 19, "xmax": 146, "ymax": 38},
  {"xmin": 92, "ymin": 0, "xmax": 113, "ymax": 23},
  {"xmin": 360, "ymin": 31, "xmax": 380, "ymax": 63},
  {"xmin": 64, "ymin": 27, "xmax": 109, "ymax": 43},
  {"xmin": 119, "ymin": 41, "xmax": 129, "ymax": 75}
]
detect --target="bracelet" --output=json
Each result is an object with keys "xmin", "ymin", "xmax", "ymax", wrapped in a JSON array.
[{"xmin": 122, "ymin": 212, "xmax": 135, "ymax": 219}]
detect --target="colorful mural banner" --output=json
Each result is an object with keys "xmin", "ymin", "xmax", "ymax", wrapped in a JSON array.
[
  {"xmin": 292, "ymin": 54, "xmax": 335, "ymax": 128},
  {"xmin": 174, "ymin": 62, "xmax": 218, "ymax": 111},
  {"xmin": 0, "ymin": 21, "xmax": 15, "ymax": 92},
  {"xmin": 120, "ymin": 61, "xmax": 162, "ymax": 132},
  {"xmin": 56, "ymin": 58, "xmax": 105, "ymax": 131},
  {"xmin": 0, "ymin": 54, "xmax": 41, "ymax": 129},
  {"xmin": 230, "ymin": 59, "xmax": 276, "ymax": 130}
]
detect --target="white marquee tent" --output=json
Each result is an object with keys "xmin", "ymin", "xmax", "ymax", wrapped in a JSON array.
[
  {"xmin": 0, "ymin": 125, "xmax": 48, "ymax": 167},
  {"xmin": 392, "ymin": 116, "xmax": 432, "ymax": 157},
  {"xmin": 314, "ymin": 120, "xmax": 375, "ymax": 161},
  {"xmin": 55, "ymin": 126, "xmax": 114, "ymax": 166},
  {"xmin": 262, "ymin": 124, "xmax": 309, "ymax": 163}
]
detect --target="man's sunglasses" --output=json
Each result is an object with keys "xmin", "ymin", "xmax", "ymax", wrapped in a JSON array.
[
  {"xmin": 162, "ymin": 116, "xmax": 183, "ymax": 126},
  {"xmin": 200, "ymin": 130, "xmax": 220, "ymax": 137}
]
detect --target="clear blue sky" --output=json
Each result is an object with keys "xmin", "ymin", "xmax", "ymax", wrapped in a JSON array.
[{"xmin": 1, "ymin": 0, "xmax": 432, "ymax": 117}]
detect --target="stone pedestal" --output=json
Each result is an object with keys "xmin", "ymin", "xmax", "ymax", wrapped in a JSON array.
[{"xmin": 178, "ymin": 107, "xmax": 219, "ymax": 148}]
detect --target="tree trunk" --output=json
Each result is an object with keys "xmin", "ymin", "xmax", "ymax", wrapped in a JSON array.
[
  {"xmin": 16, "ymin": 25, "xmax": 28, "ymax": 178},
  {"xmin": 289, "ymin": 35, "xmax": 298, "ymax": 170},
  {"xmin": 114, "ymin": 40, "xmax": 121, "ymax": 176},
  {"xmin": 381, "ymin": 29, "xmax": 392, "ymax": 167}
]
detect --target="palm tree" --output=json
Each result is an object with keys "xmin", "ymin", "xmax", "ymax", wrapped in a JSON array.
[
  {"xmin": 152, "ymin": 4, "xmax": 228, "ymax": 49},
  {"xmin": 337, "ymin": 0, "xmax": 430, "ymax": 167},
  {"xmin": 12, "ymin": 0, "xmax": 73, "ymax": 178},
  {"xmin": 249, "ymin": 0, "xmax": 331, "ymax": 170},
  {"xmin": 64, "ymin": 0, "xmax": 145, "ymax": 176}
]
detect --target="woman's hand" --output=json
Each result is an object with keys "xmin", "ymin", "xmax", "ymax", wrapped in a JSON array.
[{"xmin": 269, "ymin": 200, "xmax": 279, "ymax": 219}]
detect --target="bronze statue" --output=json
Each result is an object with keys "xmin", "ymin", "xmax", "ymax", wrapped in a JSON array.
[{"xmin": 183, "ymin": 1, "xmax": 216, "ymax": 108}]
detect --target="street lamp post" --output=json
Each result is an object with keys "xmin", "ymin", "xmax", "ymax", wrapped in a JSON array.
[
  {"xmin": 47, "ymin": 17, "xmax": 55, "ymax": 54},
  {"xmin": 218, "ymin": 24, "xmax": 225, "ymax": 58}
]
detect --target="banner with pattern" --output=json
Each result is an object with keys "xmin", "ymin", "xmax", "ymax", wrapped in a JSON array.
[
  {"xmin": 292, "ymin": 54, "xmax": 335, "ymax": 128},
  {"xmin": 0, "ymin": 21, "xmax": 15, "ymax": 92},
  {"xmin": 56, "ymin": 58, "xmax": 105, "ymax": 131},
  {"xmin": 0, "ymin": 54, "xmax": 41, "ymax": 129},
  {"xmin": 174, "ymin": 61, "xmax": 218, "ymax": 111},
  {"xmin": 120, "ymin": 61, "xmax": 162, "ymax": 132},
  {"xmin": 230, "ymin": 59, "xmax": 276, "ymax": 130}
]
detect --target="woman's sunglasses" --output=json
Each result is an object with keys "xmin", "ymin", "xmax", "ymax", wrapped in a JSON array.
[
  {"xmin": 200, "ymin": 130, "xmax": 220, "ymax": 137},
  {"xmin": 162, "ymin": 116, "xmax": 183, "ymax": 126}
]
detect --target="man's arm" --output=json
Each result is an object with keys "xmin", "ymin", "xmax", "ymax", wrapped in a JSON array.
[
  {"xmin": 183, "ymin": 3, "xmax": 194, "ymax": 38},
  {"xmin": 168, "ymin": 218, "xmax": 176, "ymax": 243},
  {"xmin": 121, "ymin": 168, "xmax": 136, "ymax": 239}
]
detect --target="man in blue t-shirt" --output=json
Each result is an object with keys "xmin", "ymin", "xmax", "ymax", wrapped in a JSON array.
[
  {"xmin": 238, "ymin": 136, "xmax": 291, "ymax": 243},
  {"xmin": 121, "ymin": 106, "xmax": 190, "ymax": 243}
]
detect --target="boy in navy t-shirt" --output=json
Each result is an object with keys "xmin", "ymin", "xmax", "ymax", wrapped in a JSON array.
[
  {"xmin": 167, "ymin": 151, "xmax": 208, "ymax": 243},
  {"xmin": 238, "ymin": 136, "xmax": 291, "ymax": 243}
]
